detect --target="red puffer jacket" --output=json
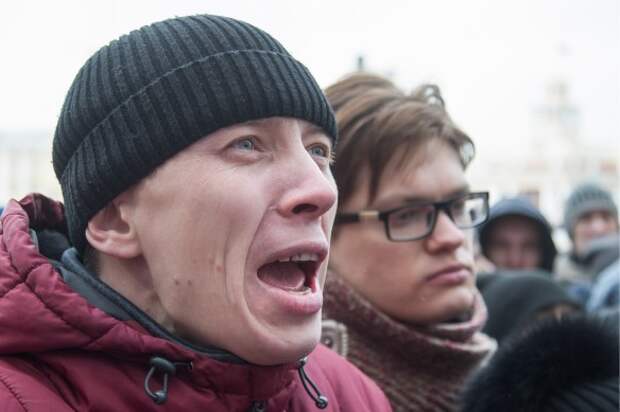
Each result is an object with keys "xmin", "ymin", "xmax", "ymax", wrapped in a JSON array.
[{"xmin": 0, "ymin": 194, "xmax": 392, "ymax": 412}]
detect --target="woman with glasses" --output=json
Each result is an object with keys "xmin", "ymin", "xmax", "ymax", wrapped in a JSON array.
[{"xmin": 321, "ymin": 73, "xmax": 496, "ymax": 412}]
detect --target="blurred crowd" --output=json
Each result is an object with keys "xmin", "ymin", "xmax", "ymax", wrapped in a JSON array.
[
  {"xmin": 477, "ymin": 182, "xmax": 619, "ymax": 334},
  {"xmin": 0, "ymin": 13, "xmax": 617, "ymax": 412}
]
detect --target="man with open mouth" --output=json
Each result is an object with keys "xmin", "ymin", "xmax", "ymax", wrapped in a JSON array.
[{"xmin": 0, "ymin": 14, "xmax": 391, "ymax": 411}]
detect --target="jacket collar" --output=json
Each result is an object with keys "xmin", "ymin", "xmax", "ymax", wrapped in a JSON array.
[{"xmin": 0, "ymin": 194, "xmax": 300, "ymax": 403}]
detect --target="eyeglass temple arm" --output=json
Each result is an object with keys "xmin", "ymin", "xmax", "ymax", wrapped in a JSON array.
[{"xmin": 335, "ymin": 210, "xmax": 381, "ymax": 224}]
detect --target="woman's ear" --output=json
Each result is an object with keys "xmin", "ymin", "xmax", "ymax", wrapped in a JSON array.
[{"xmin": 85, "ymin": 193, "xmax": 141, "ymax": 259}]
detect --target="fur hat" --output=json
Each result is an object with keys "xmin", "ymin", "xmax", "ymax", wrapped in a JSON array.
[{"xmin": 461, "ymin": 313, "xmax": 619, "ymax": 412}]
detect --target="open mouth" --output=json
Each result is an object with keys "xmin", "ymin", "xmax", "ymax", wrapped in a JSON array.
[{"xmin": 257, "ymin": 253, "xmax": 320, "ymax": 293}]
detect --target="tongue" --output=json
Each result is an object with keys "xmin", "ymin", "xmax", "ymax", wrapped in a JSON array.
[{"xmin": 258, "ymin": 262, "xmax": 306, "ymax": 291}]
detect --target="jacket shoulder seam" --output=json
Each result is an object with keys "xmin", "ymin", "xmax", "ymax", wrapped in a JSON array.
[
  {"xmin": 20, "ymin": 356, "xmax": 76, "ymax": 411},
  {"xmin": 21, "ymin": 278, "xmax": 108, "ymax": 345},
  {"xmin": 0, "ymin": 253, "xmax": 112, "ymax": 348},
  {"xmin": 0, "ymin": 258, "xmax": 45, "ymax": 301},
  {"xmin": 0, "ymin": 208, "xmax": 47, "ymax": 300},
  {"xmin": 1, "ymin": 233, "xmax": 106, "ymax": 345},
  {"xmin": 0, "ymin": 368, "xmax": 29, "ymax": 412}
]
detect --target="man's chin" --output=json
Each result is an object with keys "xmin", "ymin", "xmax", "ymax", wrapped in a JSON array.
[
  {"xmin": 403, "ymin": 287, "xmax": 476, "ymax": 325},
  {"xmin": 435, "ymin": 288, "xmax": 477, "ymax": 323},
  {"xmin": 238, "ymin": 329, "xmax": 321, "ymax": 366}
]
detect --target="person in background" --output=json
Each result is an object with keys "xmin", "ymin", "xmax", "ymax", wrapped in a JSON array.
[
  {"xmin": 555, "ymin": 182, "xmax": 619, "ymax": 303},
  {"xmin": 477, "ymin": 196, "xmax": 556, "ymax": 273},
  {"xmin": 477, "ymin": 271, "xmax": 581, "ymax": 345},
  {"xmin": 585, "ymin": 234, "xmax": 620, "ymax": 312},
  {"xmin": 321, "ymin": 73, "xmax": 496, "ymax": 412},
  {"xmin": 0, "ymin": 15, "xmax": 392, "ymax": 411},
  {"xmin": 460, "ymin": 312, "xmax": 619, "ymax": 412}
]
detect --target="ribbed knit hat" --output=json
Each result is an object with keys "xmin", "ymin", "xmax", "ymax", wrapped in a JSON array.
[
  {"xmin": 52, "ymin": 14, "xmax": 337, "ymax": 253},
  {"xmin": 563, "ymin": 182, "xmax": 618, "ymax": 238}
]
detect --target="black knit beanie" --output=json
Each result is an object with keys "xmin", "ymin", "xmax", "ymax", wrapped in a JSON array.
[{"xmin": 52, "ymin": 14, "xmax": 337, "ymax": 253}]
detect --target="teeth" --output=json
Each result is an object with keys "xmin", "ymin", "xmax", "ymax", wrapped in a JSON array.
[
  {"xmin": 277, "ymin": 253, "xmax": 319, "ymax": 263},
  {"xmin": 292, "ymin": 253, "xmax": 319, "ymax": 262}
]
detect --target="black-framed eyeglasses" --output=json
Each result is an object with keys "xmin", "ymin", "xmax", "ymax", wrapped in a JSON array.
[{"xmin": 335, "ymin": 191, "xmax": 490, "ymax": 241}]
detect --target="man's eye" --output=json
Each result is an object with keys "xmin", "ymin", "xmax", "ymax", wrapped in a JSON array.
[
  {"xmin": 394, "ymin": 208, "xmax": 425, "ymax": 223},
  {"xmin": 231, "ymin": 137, "xmax": 256, "ymax": 151},
  {"xmin": 452, "ymin": 200, "xmax": 466, "ymax": 213},
  {"xmin": 308, "ymin": 144, "xmax": 330, "ymax": 158}
]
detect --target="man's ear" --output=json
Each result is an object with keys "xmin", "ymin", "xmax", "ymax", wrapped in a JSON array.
[{"xmin": 85, "ymin": 194, "xmax": 141, "ymax": 259}]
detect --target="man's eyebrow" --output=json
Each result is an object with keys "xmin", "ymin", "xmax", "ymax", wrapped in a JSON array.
[
  {"xmin": 401, "ymin": 186, "xmax": 471, "ymax": 204},
  {"xmin": 303, "ymin": 124, "xmax": 326, "ymax": 136},
  {"xmin": 239, "ymin": 118, "xmax": 276, "ymax": 128},
  {"xmin": 373, "ymin": 185, "xmax": 471, "ymax": 209},
  {"xmin": 238, "ymin": 119, "xmax": 327, "ymax": 137}
]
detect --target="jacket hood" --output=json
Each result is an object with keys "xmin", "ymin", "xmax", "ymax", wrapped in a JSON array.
[
  {"xmin": 0, "ymin": 194, "xmax": 300, "ymax": 403},
  {"xmin": 477, "ymin": 196, "xmax": 557, "ymax": 272}
]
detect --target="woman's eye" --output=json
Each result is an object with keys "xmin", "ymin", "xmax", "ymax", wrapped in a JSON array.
[{"xmin": 231, "ymin": 137, "xmax": 256, "ymax": 151}]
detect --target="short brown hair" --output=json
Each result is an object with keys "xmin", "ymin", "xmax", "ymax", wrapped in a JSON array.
[{"xmin": 325, "ymin": 72, "xmax": 475, "ymax": 208}]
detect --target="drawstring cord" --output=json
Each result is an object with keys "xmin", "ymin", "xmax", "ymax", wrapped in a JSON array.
[
  {"xmin": 144, "ymin": 356, "xmax": 192, "ymax": 404},
  {"xmin": 249, "ymin": 357, "xmax": 329, "ymax": 411},
  {"xmin": 144, "ymin": 355, "xmax": 327, "ymax": 409},
  {"xmin": 297, "ymin": 357, "xmax": 328, "ymax": 409}
]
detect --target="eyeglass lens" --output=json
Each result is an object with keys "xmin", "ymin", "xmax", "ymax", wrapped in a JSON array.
[{"xmin": 387, "ymin": 195, "xmax": 487, "ymax": 240}]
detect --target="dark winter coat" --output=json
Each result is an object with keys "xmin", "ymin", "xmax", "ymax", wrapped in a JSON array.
[
  {"xmin": 0, "ymin": 194, "xmax": 392, "ymax": 411},
  {"xmin": 477, "ymin": 271, "xmax": 582, "ymax": 344},
  {"xmin": 460, "ymin": 313, "xmax": 619, "ymax": 412}
]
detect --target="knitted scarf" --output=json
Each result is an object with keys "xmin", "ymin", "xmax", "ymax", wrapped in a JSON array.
[{"xmin": 322, "ymin": 272, "xmax": 497, "ymax": 412}]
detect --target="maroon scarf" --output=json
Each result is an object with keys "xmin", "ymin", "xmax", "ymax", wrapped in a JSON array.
[{"xmin": 322, "ymin": 272, "xmax": 496, "ymax": 412}]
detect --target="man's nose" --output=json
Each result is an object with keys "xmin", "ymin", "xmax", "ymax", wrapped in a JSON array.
[
  {"xmin": 276, "ymin": 150, "xmax": 337, "ymax": 220},
  {"xmin": 425, "ymin": 210, "xmax": 466, "ymax": 252},
  {"xmin": 506, "ymin": 248, "xmax": 523, "ymax": 268}
]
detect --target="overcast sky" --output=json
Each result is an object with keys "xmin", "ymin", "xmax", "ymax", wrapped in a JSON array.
[{"xmin": 1, "ymin": 0, "xmax": 618, "ymax": 158}]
